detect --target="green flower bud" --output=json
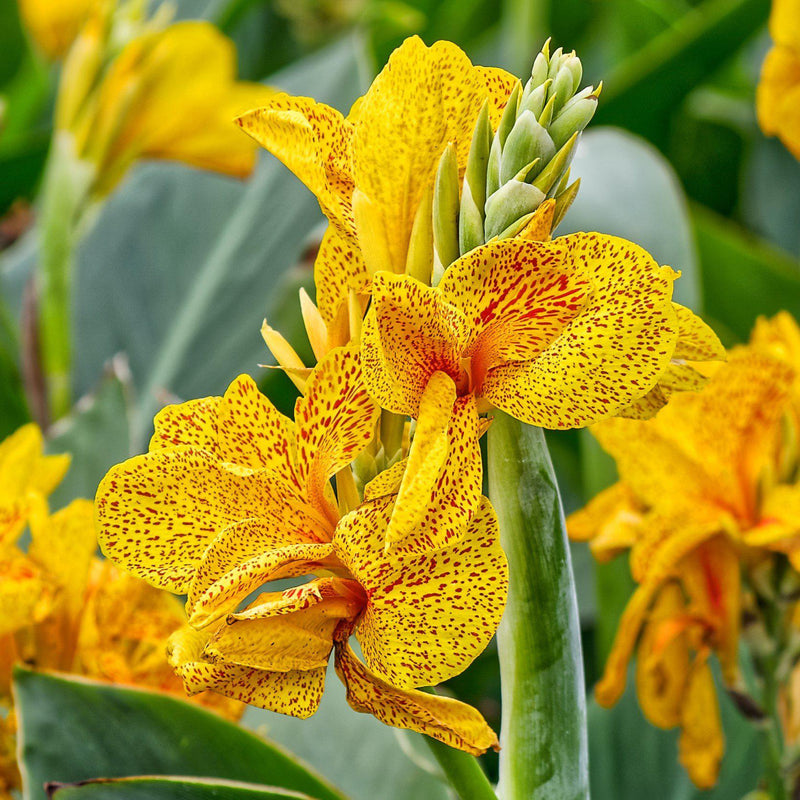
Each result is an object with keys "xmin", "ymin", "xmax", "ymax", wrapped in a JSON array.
[
  {"xmin": 496, "ymin": 82, "xmax": 521, "ymax": 147},
  {"xmin": 497, "ymin": 210, "xmax": 537, "ymax": 240},
  {"xmin": 552, "ymin": 178, "xmax": 580, "ymax": 229},
  {"xmin": 530, "ymin": 42, "xmax": 550, "ymax": 86},
  {"xmin": 486, "ymin": 136, "xmax": 502, "ymax": 198},
  {"xmin": 484, "ymin": 180, "xmax": 546, "ymax": 240},
  {"xmin": 537, "ymin": 93, "xmax": 557, "ymax": 128},
  {"xmin": 459, "ymin": 181, "xmax": 486, "ymax": 255},
  {"xmin": 433, "ymin": 142, "xmax": 460, "ymax": 271},
  {"xmin": 500, "ymin": 110, "xmax": 555, "ymax": 184},
  {"xmin": 550, "ymin": 65, "xmax": 575, "ymax": 115},
  {"xmin": 547, "ymin": 46, "xmax": 564, "ymax": 80},
  {"xmin": 549, "ymin": 94, "xmax": 598, "ymax": 149},
  {"xmin": 463, "ymin": 102, "xmax": 491, "ymax": 215},
  {"xmin": 563, "ymin": 54, "xmax": 583, "ymax": 93},
  {"xmin": 519, "ymin": 80, "xmax": 550, "ymax": 119},
  {"xmin": 532, "ymin": 132, "xmax": 578, "ymax": 195}
]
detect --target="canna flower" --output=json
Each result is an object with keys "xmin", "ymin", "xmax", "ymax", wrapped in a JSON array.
[
  {"xmin": 57, "ymin": 8, "xmax": 274, "ymax": 197},
  {"xmin": 18, "ymin": 0, "xmax": 95, "ymax": 60},
  {"xmin": 96, "ymin": 347, "xmax": 507, "ymax": 752},
  {"xmin": 757, "ymin": 0, "xmax": 800, "ymax": 158},
  {"xmin": 568, "ymin": 341, "xmax": 800, "ymax": 788},
  {"xmin": 236, "ymin": 36, "xmax": 519, "ymax": 332},
  {"xmin": 361, "ymin": 234, "xmax": 723, "ymax": 551}
]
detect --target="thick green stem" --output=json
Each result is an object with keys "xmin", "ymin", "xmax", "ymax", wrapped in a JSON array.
[
  {"xmin": 424, "ymin": 737, "xmax": 497, "ymax": 800},
  {"xmin": 488, "ymin": 413, "xmax": 588, "ymax": 800},
  {"xmin": 37, "ymin": 132, "xmax": 94, "ymax": 422}
]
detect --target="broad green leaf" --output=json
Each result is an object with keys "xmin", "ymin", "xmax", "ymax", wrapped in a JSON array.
[
  {"xmin": 244, "ymin": 666, "xmax": 450, "ymax": 800},
  {"xmin": 560, "ymin": 126, "xmax": 700, "ymax": 308},
  {"xmin": 14, "ymin": 668, "xmax": 346, "ymax": 800},
  {"xmin": 46, "ymin": 359, "xmax": 132, "ymax": 509},
  {"xmin": 48, "ymin": 776, "xmax": 317, "ymax": 800},
  {"xmin": 594, "ymin": 0, "xmax": 770, "ymax": 148},
  {"xmin": 693, "ymin": 203, "xmax": 800, "ymax": 342}
]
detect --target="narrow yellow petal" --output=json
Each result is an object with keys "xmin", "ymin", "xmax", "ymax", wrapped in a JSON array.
[{"xmin": 313, "ymin": 226, "xmax": 370, "ymax": 326}]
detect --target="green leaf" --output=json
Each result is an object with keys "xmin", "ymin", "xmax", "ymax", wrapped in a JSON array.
[
  {"xmin": 13, "ymin": 668, "xmax": 346, "ymax": 800},
  {"xmin": 692, "ymin": 203, "xmax": 800, "ymax": 343},
  {"xmin": 594, "ymin": 0, "xmax": 770, "ymax": 149},
  {"xmin": 48, "ymin": 776, "xmax": 318, "ymax": 800},
  {"xmin": 487, "ymin": 414, "xmax": 588, "ymax": 800},
  {"xmin": 560, "ymin": 127, "xmax": 700, "ymax": 308}
]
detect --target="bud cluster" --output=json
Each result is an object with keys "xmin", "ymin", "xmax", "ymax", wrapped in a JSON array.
[{"xmin": 433, "ymin": 40, "xmax": 601, "ymax": 275}]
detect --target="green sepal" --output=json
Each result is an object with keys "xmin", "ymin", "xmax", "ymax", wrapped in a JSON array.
[
  {"xmin": 500, "ymin": 110, "xmax": 554, "ymax": 185},
  {"xmin": 458, "ymin": 181, "xmax": 486, "ymax": 256},
  {"xmin": 487, "ymin": 136, "xmax": 502, "ymax": 198},
  {"xmin": 463, "ymin": 101, "xmax": 492, "ymax": 216},
  {"xmin": 484, "ymin": 179, "xmax": 545, "ymax": 240},
  {"xmin": 552, "ymin": 177, "xmax": 581, "ymax": 229},
  {"xmin": 496, "ymin": 82, "xmax": 521, "ymax": 147},
  {"xmin": 532, "ymin": 132, "xmax": 578, "ymax": 195},
  {"xmin": 432, "ymin": 142, "xmax": 461, "ymax": 271},
  {"xmin": 549, "ymin": 95, "xmax": 598, "ymax": 149}
]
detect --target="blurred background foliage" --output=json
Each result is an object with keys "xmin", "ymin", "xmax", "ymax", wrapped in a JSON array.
[{"xmin": 0, "ymin": 0, "xmax": 793, "ymax": 796}]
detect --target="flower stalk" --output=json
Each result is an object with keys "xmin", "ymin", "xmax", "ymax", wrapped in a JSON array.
[
  {"xmin": 424, "ymin": 735, "xmax": 497, "ymax": 800},
  {"xmin": 488, "ymin": 412, "xmax": 588, "ymax": 800}
]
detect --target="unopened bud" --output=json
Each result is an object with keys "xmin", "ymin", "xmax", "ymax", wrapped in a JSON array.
[
  {"xmin": 486, "ymin": 136, "xmax": 501, "ymax": 198},
  {"xmin": 550, "ymin": 65, "xmax": 575, "ymax": 114},
  {"xmin": 549, "ymin": 94, "xmax": 598, "ymax": 149},
  {"xmin": 519, "ymin": 80, "xmax": 550, "ymax": 118},
  {"xmin": 552, "ymin": 178, "xmax": 580, "ymax": 229},
  {"xmin": 433, "ymin": 142, "xmax": 461, "ymax": 271},
  {"xmin": 500, "ymin": 110, "xmax": 555, "ymax": 184},
  {"xmin": 533, "ymin": 132, "xmax": 578, "ymax": 195},
  {"xmin": 484, "ymin": 180, "xmax": 546, "ymax": 240},
  {"xmin": 547, "ymin": 47, "xmax": 564, "ymax": 80},
  {"xmin": 496, "ymin": 82, "xmax": 521, "ymax": 147},
  {"xmin": 563, "ymin": 54, "xmax": 583, "ymax": 93},
  {"xmin": 530, "ymin": 47, "xmax": 550, "ymax": 87}
]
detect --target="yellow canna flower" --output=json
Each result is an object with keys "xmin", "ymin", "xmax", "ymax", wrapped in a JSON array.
[
  {"xmin": 568, "ymin": 339, "xmax": 800, "ymax": 788},
  {"xmin": 360, "ymin": 234, "xmax": 722, "ymax": 552},
  {"xmin": 57, "ymin": 10, "xmax": 274, "ymax": 197},
  {"xmin": 236, "ymin": 35, "xmax": 518, "ymax": 332},
  {"xmin": 757, "ymin": 0, "xmax": 800, "ymax": 158},
  {"xmin": 96, "ymin": 347, "xmax": 508, "ymax": 752},
  {"xmin": 17, "ymin": 0, "xmax": 96, "ymax": 60}
]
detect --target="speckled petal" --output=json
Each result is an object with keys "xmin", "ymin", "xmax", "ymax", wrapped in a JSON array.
[
  {"xmin": 236, "ymin": 94, "xmax": 355, "ymax": 237},
  {"xmin": 363, "ymin": 459, "xmax": 407, "ymax": 501},
  {"xmin": 150, "ymin": 397, "xmax": 220, "ymax": 452},
  {"xmin": 361, "ymin": 272, "xmax": 470, "ymax": 416},
  {"xmin": 95, "ymin": 447, "xmax": 296, "ymax": 593},
  {"xmin": 334, "ymin": 643, "xmax": 499, "ymax": 755},
  {"xmin": 217, "ymin": 375, "xmax": 299, "ymax": 484},
  {"xmin": 440, "ymin": 238, "xmax": 591, "ymax": 387},
  {"xmin": 168, "ymin": 626, "xmax": 325, "ymax": 718},
  {"xmin": 335, "ymin": 496, "xmax": 507, "ymax": 689},
  {"xmin": 295, "ymin": 346, "xmax": 378, "ymax": 523},
  {"xmin": 672, "ymin": 304, "xmax": 725, "ymax": 362},
  {"xmin": 188, "ymin": 532, "xmax": 335, "ymax": 628},
  {"xmin": 617, "ymin": 363, "xmax": 709, "ymax": 421},
  {"xmin": 481, "ymin": 233, "xmax": 679, "ymax": 429},
  {"xmin": 314, "ymin": 226, "xmax": 370, "ymax": 325}
]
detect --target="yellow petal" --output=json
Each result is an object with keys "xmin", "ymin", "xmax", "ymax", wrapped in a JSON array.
[
  {"xmin": 635, "ymin": 582, "xmax": 690, "ymax": 729},
  {"xmin": 672, "ymin": 304, "xmax": 726, "ymax": 362},
  {"xmin": 188, "ymin": 526, "xmax": 334, "ymax": 628},
  {"xmin": 517, "ymin": 199, "xmax": 556, "ymax": 242},
  {"xmin": 0, "ymin": 423, "xmax": 69, "ymax": 503},
  {"xmin": 95, "ymin": 447, "xmax": 297, "ymax": 593},
  {"xmin": 758, "ymin": 45, "xmax": 800, "ymax": 153},
  {"xmin": 480, "ymin": 233, "xmax": 679, "ymax": 428},
  {"xmin": 0, "ymin": 555, "xmax": 50, "ymax": 637},
  {"xmin": 216, "ymin": 375, "xmax": 299, "ymax": 484},
  {"xmin": 363, "ymin": 458, "xmax": 408, "ymax": 501},
  {"xmin": 678, "ymin": 657, "xmax": 724, "ymax": 789},
  {"xmin": 439, "ymin": 237, "xmax": 592, "ymax": 389},
  {"xmin": 362, "ymin": 272, "xmax": 470, "ymax": 416},
  {"xmin": 18, "ymin": 0, "xmax": 94, "ymax": 60},
  {"xmin": 28, "ymin": 498, "xmax": 96, "ymax": 615},
  {"xmin": 294, "ymin": 346, "xmax": 379, "ymax": 523},
  {"xmin": 769, "ymin": 0, "xmax": 800, "ymax": 50},
  {"xmin": 616, "ymin": 363, "xmax": 709, "ymax": 421},
  {"xmin": 168, "ymin": 626, "xmax": 324, "ymax": 718},
  {"xmin": 335, "ymin": 496, "xmax": 507, "ymax": 689},
  {"xmin": 680, "ymin": 538, "xmax": 741, "ymax": 685},
  {"xmin": 314, "ymin": 224, "xmax": 371, "ymax": 326},
  {"xmin": 236, "ymin": 95, "xmax": 355, "ymax": 237},
  {"xmin": 150, "ymin": 396, "xmax": 220, "ymax": 452},
  {"xmin": 94, "ymin": 22, "xmax": 271, "ymax": 189},
  {"xmin": 334, "ymin": 643, "xmax": 499, "ymax": 755}
]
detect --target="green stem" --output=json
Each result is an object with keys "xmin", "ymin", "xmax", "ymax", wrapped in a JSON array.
[
  {"xmin": 36, "ymin": 132, "xmax": 94, "ymax": 422},
  {"xmin": 488, "ymin": 413, "xmax": 588, "ymax": 800},
  {"xmin": 424, "ymin": 737, "xmax": 497, "ymax": 800}
]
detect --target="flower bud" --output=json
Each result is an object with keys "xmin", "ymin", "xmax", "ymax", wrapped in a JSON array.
[
  {"xmin": 500, "ymin": 110, "xmax": 555, "ymax": 184},
  {"xmin": 532, "ymin": 132, "xmax": 578, "ymax": 195},
  {"xmin": 549, "ymin": 94, "xmax": 598, "ymax": 149},
  {"xmin": 484, "ymin": 180, "xmax": 546, "ymax": 240},
  {"xmin": 433, "ymin": 142, "xmax": 461, "ymax": 271}
]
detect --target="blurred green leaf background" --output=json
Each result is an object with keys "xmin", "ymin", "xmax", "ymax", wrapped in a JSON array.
[{"xmin": 1, "ymin": 0, "xmax": 793, "ymax": 795}]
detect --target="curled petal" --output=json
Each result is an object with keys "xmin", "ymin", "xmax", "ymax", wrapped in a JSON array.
[
  {"xmin": 314, "ymin": 226, "xmax": 370, "ymax": 325},
  {"xmin": 150, "ymin": 397, "xmax": 220, "ymax": 452},
  {"xmin": 671, "ymin": 304, "xmax": 725, "ymax": 362},
  {"xmin": 168, "ymin": 626, "xmax": 324, "ymax": 718},
  {"xmin": 362, "ymin": 273, "xmax": 470, "ymax": 416},
  {"xmin": 334, "ymin": 643, "xmax": 499, "ymax": 755},
  {"xmin": 335, "ymin": 496, "xmax": 507, "ymax": 688},
  {"xmin": 363, "ymin": 459, "xmax": 407, "ymax": 501}
]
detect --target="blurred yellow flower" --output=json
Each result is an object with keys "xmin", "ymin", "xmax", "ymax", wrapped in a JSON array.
[
  {"xmin": 0, "ymin": 424, "xmax": 242, "ymax": 797},
  {"xmin": 569, "ymin": 341, "xmax": 800, "ymax": 788},
  {"xmin": 757, "ymin": 0, "xmax": 800, "ymax": 157},
  {"xmin": 57, "ymin": 10, "xmax": 274, "ymax": 197},
  {"xmin": 17, "ymin": 0, "xmax": 95, "ymax": 60},
  {"xmin": 96, "ymin": 347, "xmax": 507, "ymax": 752},
  {"xmin": 237, "ymin": 35, "xmax": 518, "ymax": 333}
]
